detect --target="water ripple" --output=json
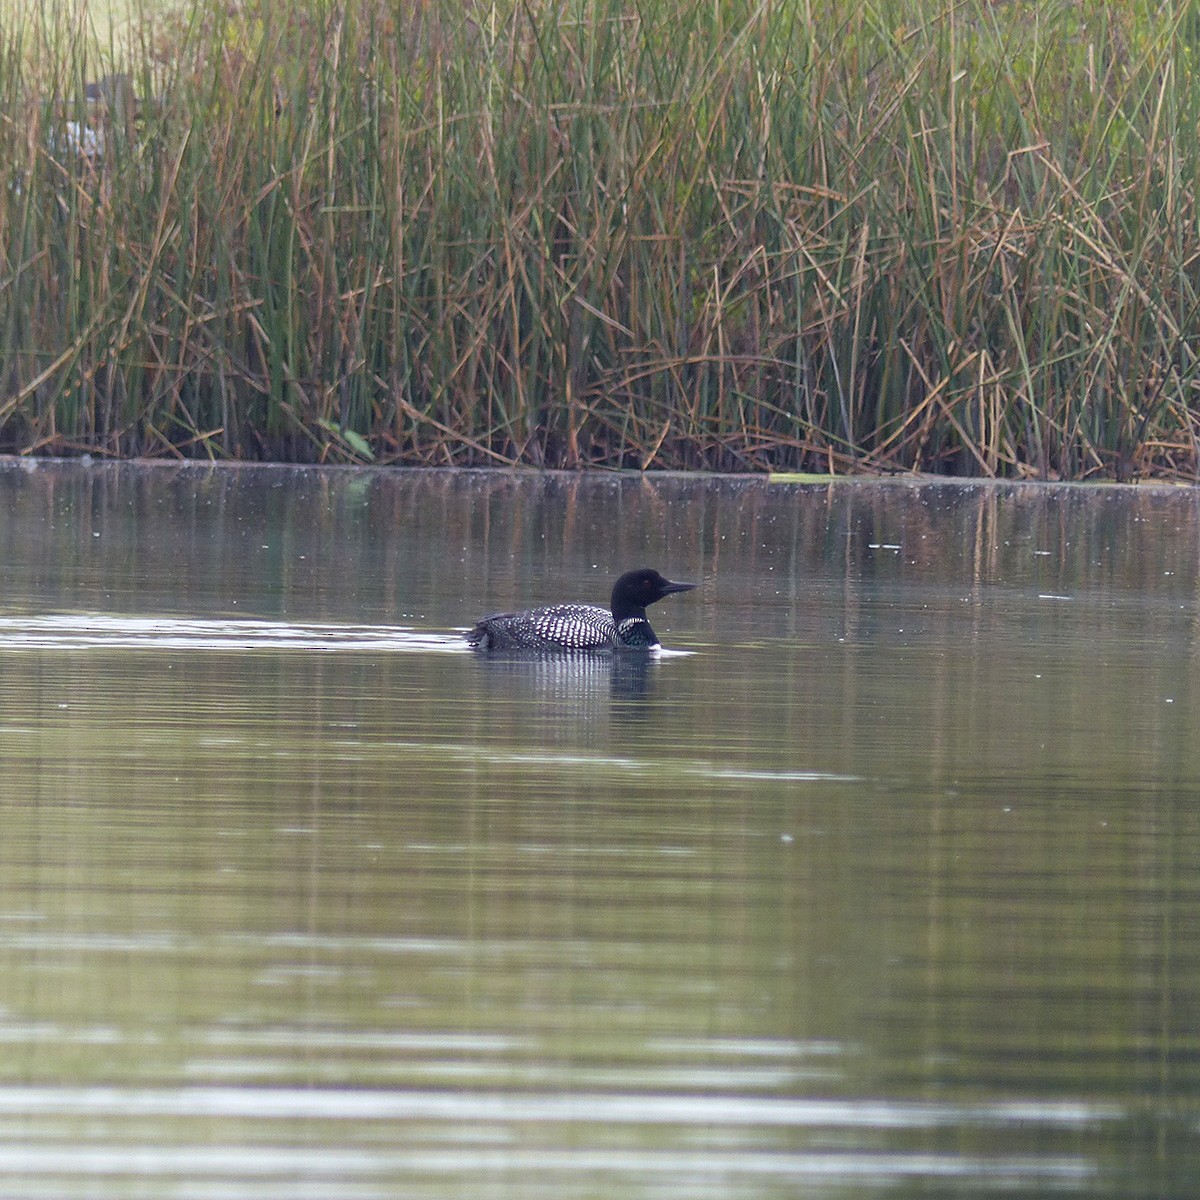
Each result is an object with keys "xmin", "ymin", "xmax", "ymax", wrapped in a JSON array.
[
  {"xmin": 0, "ymin": 1143, "xmax": 1093, "ymax": 1186},
  {"xmin": 0, "ymin": 1085, "xmax": 1123, "ymax": 1128},
  {"xmin": 0, "ymin": 614, "xmax": 465, "ymax": 653}
]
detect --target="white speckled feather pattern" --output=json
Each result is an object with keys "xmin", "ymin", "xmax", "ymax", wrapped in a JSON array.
[{"xmin": 470, "ymin": 604, "xmax": 618, "ymax": 650}]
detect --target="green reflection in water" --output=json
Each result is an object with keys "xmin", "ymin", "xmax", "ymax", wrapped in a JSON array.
[{"xmin": 0, "ymin": 463, "xmax": 1196, "ymax": 1197}]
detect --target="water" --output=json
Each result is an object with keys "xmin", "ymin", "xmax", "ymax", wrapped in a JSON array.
[{"xmin": 0, "ymin": 461, "xmax": 1198, "ymax": 1198}]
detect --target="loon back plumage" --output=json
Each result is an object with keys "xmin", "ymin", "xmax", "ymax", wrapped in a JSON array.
[{"xmin": 467, "ymin": 568, "xmax": 696, "ymax": 651}]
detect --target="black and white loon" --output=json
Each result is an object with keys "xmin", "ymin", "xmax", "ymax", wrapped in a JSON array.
[{"xmin": 466, "ymin": 568, "xmax": 696, "ymax": 651}]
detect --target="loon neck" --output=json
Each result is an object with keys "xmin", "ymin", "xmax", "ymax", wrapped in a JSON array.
[
  {"xmin": 610, "ymin": 599, "xmax": 648, "ymax": 624},
  {"xmin": 615, "ymin": 616, "xmax": 658, "ymax": 647}
]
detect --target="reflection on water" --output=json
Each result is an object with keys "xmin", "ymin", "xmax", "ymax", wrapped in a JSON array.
[
  {"xmin": 470, "ymin": 647, "xmax": 669, "ymax": 705},
  {"xmin": 0, "ymin": 462, "xmax": 1199, "ymax": 1198}
]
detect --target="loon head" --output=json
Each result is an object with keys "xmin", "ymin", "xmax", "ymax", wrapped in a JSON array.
[{"xmin": 610, "ymin": 568, "xmax": 697, "ymax": 622}]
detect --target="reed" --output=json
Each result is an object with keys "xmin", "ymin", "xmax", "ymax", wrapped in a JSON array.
[{"xmin": 2, "ymin": 0, "xmax": 1199, "ymax": 476}]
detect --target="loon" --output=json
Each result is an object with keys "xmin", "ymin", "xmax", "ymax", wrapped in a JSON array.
[{"xmin": 467, "ymin": 568, "xmax": 696, "ymax": 651}]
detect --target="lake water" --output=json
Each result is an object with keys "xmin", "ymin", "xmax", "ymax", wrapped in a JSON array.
[{"xmin": 0, "ymin": 460, "xmax": 1197, "ymax": 1198}]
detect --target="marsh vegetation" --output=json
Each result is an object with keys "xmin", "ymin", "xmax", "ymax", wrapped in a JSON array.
[{"xmin": 3, "ymin": 0, "xmax": 1200, "ymax": 476}]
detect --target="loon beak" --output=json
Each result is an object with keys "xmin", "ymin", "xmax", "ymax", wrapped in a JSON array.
[{"xmin": 661, "ymin": 579, "xmax": 697, "ymax": 596}]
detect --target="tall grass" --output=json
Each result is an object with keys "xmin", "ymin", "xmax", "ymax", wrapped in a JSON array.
[{"xmin": 2, "ymin": 0, "xmax": 1200, "ymax": 476}]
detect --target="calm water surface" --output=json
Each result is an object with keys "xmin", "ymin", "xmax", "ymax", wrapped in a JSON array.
[{"xmin": 0, "ymin": 462, "xmax": 1197, "ymax": 1198}]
